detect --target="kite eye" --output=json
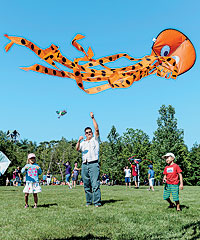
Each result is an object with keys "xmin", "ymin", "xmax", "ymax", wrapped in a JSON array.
[{"xmin": 160, "ymin": 45, "xmax": 170, "ymax": 56}]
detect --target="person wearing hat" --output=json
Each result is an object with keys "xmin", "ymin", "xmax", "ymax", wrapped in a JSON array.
[
  {"xmin": 21, "ymin": 153, "xmax": 42, "ymax": 208},
  {"xmin": 147, "ymin": 165, "xmax": 155, "ymax": 191},
  {"xmin": 162, "ymin": 153, "xmax": 183, "ymax": 211}
]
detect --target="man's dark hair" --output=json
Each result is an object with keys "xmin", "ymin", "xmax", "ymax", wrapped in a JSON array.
[{"xmin": 84, "ymin": 127, "xmax": 92, "ymax": 133}]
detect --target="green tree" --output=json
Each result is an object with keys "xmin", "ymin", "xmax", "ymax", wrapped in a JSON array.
[
  {"xmin": 150, "ymin": 105, "xmax": 189, "ymax": 183},
  {"xmin": 122, "ymin": 128, "xmax": 151, "ymax": 183},
  {"xmin": 187, "ymin": 143, "xmax": 200, "ymax": 185}
]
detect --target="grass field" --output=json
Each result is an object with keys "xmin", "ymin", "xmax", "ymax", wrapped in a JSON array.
[{"xmin": 0, "ymin": 185, "xmax": 199, "ymax": 240}]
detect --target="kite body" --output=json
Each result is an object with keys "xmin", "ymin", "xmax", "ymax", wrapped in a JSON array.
[
  {"xmin": 0, "ymin": 151, "xmax": 11, "ymax": 176},
  {"xmin": 56, "ymin": 110, "xmax": 67, "ymax": 119},
  {"xmin": 4, "ymin": 29, "xmax": 196, "ymax": 94}
]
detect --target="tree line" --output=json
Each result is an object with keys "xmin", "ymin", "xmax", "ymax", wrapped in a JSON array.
[{"xmin": 0, "ymin": 105, "xmax": 199, "ymax": 186}]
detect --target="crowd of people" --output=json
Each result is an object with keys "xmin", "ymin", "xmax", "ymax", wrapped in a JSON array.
[{"xmin": 3, "ymin": 112, "xmax": 184, "ymax": 211}]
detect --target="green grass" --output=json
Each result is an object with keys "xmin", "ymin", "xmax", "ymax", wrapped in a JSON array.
[{"xmin": 0, "ymin": 185, "xmax": 199, "ymax": 240}]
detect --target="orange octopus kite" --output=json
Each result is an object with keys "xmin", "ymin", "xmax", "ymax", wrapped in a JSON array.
[{"xmin": 4, "ymin": 29, "xmax": 196, "ymax": 94}]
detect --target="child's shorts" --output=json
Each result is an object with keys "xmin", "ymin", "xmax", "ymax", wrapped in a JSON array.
[
  {"xmin": 65, "ymin": 174, "xmax": 71, "ymax": 183},
  {"xmin": 149, "ymin": 178, "xmax": 154, "ymax": 186},
  {"xmin": 125, "ymin": 177, "xmax": 131, "ymax": 183},
  {"xmin": 23, "ymin": 182, "xmax": 41, "ymax": 194},
  {"xmin": 163, "ymin": 184, "xmax": 179, "ymax": 201},
  {"xmin": 133, "ymin": 176, "xmax": 137, "ymax": 181}
]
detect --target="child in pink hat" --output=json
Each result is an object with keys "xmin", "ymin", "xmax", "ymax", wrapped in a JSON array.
[{"xmin": 21, "ymin": 153, "xmax": 42, "ymax": 208}]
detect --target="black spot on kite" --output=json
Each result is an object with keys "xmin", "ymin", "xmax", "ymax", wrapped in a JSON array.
[
  {"xmin": 122, "ymin": 68, "xmax": 126, "ymax": 71},
  {"xmin": 173, "ymin": 62, "xmax": 176, "ymax": 66},
  {"xmin": 91, "ymin": 69, "xmax": 95, "ymax": 73},
  {"xmin": 132, "ymin": 66, "xmax": 135, "ymax": 70},
  {"xmin": 81, "ymin": 66, "xmax": 85, "ymax": 71},
  {"xmin": 53, "ymin": 70, "xmax": 56, "ymax": 75},
  {"xmin": 71, "ymin": 63, "xmax": 75, "ymax": 67},
  {"xmin": 21, "ymin": 39, "xmax": 26, "ymax": 45},
  {"xmin": 172, "ymin": 75, "xmax": 177, "ymax": 77},
  {"xmin": 97, "ymin": 78, "xmax": 101, "ymax": 81},
  {"xmin": 126, "ymin": 80, "xmax": 130, "ymax": 85},
  {"xmin": 36, "ymin": 65, "xmax": 40, "ymax": 71},
  {"xmin": 31, "ymin": 44, "xmax": 34, "ymax": 50},
  {"xmin": 87, "ymin": 78, "xmax": 91, "ymax": 81},
  {"xmin": 115, "ymin": 84, "xmax": 119, "ymax": 87},
  {"xmin": 61, "ymin": 71, "xmax": 65, "ymax": 77},
  {"xmin": 130, "ymin": 58, "xmax": 135, "ymax": 60},
  {"xmin": 102, "ymin": 71, "xmax": 106, "ymax": 76},
  {"xmin": 89, "ymin": 63, "xmax": 93, "ymax": 67},
  {"xmin": 51, "ymin": 46, "xmax": 54, "ymax": 50},
  {"xmin": 78, "ymin": 83, "xmax": 83, "ymax": 88},
  {"xmin": 146, "ymin": 58, "xmax": 151, "ymax": 61},
  {"xmin": 50, "ymin": 55, "xmax": 53, "ymax": 59},
  {"xmin": 81, "ymin": 74, "xmax": 84, "ymax": 77},
  {"xmin": 123, "ymin": 54, "xmax": 127, "ymax": 56},
  {"xmin": 99, "ymin": 60, "xmax": 103, "ymax": 64},
  {"xmin": 45, "ymin": 68, "xmax": 48, "ymax": 73},
  {"xmin": 133, "ymin": 75, "xmax": 136, "ymax": 79},
  {"xmin": 167, "ymin": 58, "xmax": 171, "ymax": 62},
  {"xmin": 91, "ymin": 73, "xmax": 95, "ymax": 77},
  {"xmin": 38, "ymin": 50, "xmax": 41, "ymax": 55},
  {"xmin": 122, "ymin": 73, "xmax": 125, "ymax": 76},
  {"xmin": 75, "ymin": 71, "xmax": 80, "ymax": 76},
  {"xmin": 62, "ymin": 57, "xmax": 66, "ymax": 62},
  {"xmin": 80, "ymin": 47, "xmax": 84, "ymax": 51},
  {"xmin": 109, "ymin": 57, "xmax": 112, "ymax": 61},
  {"xmin": 138, "ymin": 63, "xmax": 143, "ymax": 67},
  {"xmin": 52, "ymin": 62, "xmax": 55, "ymax": 65},
  {"xmin": 117, "ymin": 55, "xmax": 119, "ymax": 58}
]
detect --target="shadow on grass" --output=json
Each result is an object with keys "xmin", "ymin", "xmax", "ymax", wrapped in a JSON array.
[
  {"xmin": 149, "ymin": 220, "xmax": 200, "ymax": 240},
  {"xmin": 51, "ymin": 234, "xmax": 110, "ymax": 240},
  {"xmin": 181, "ymin": 220, "xmax": 200, "ymax": 240},
  {"xmin": 37, "ymin": 203, "xmax": 58, "ymax": 208},
  {"xmin": 101, "ymin": 199, "xmax": 123, "ymax": 206},
  {"xmin": 2, "ymin": 189, "xmax": 18, "ymax": 192},
  {"xmin": 180, "ymin": 204, "xmax": 189, "ymax": 210}
]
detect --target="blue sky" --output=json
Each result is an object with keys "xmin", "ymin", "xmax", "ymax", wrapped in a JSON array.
[{"xmin": 1, "ymin": 0, "xmax": 200, "ymax": 149}]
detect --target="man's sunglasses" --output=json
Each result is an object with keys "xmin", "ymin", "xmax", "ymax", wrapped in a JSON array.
[{"xmin": 85, "ymin": 131, "xmax": 92, "ymax": 134}]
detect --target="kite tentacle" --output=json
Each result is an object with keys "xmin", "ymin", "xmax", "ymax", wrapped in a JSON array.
[{"xmin": 21, "ymin": 64, "xmax": 74, "ymax": 79}]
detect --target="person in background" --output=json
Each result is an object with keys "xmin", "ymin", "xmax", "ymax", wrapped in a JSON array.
[
  {"xmin": 130, "ymin": 162, "xmax": 138, "ymax": 188},
  {"xmin": 6, "ymin": 177, "xmax": 9, "ymax": 186},
  {"xmin": 63, "ymin": 161, "xmax": 72, "ymax": 189},
  {"xmin": 42, "ymin": 172, "xmax": 47, "ymax": 185},
  {"xmin": 147, "ymin": 165, "xmax": 155, "ymax": 191},
  {"xmin": 46, "ymin": 171, "xmax": 51, "ymax": 185},
  {"xmin": 15, "ymin": 166, "xmax": 21, "ymax": 186},
  {"xmin": 12, "ymin": 169, "xmax": 17, "ymax": 186},
  {"xmin": 124, "ymin": 166, "xmax": 131, "ymax": 188},
  {"xmin": 72, "ymin": 162, "xmax": 81, "ymax": 188}
]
